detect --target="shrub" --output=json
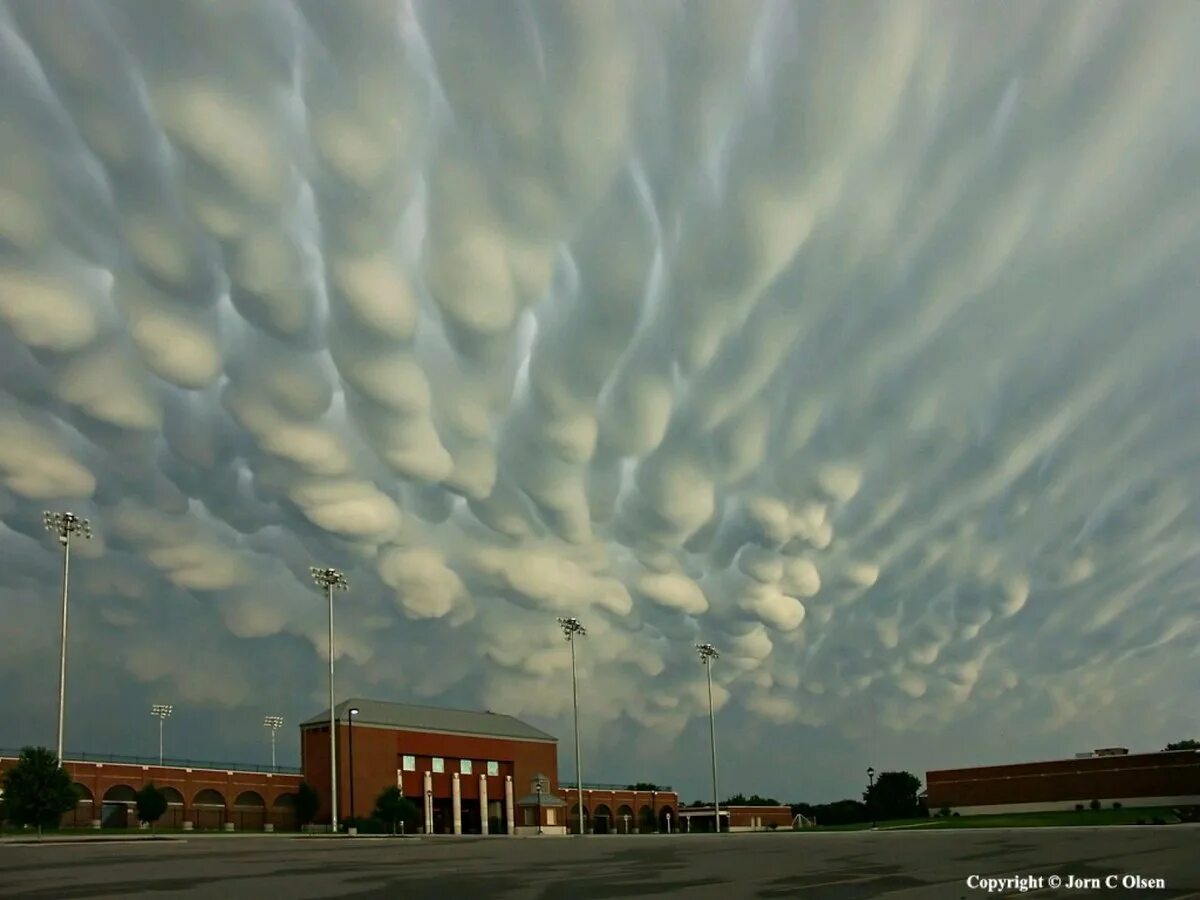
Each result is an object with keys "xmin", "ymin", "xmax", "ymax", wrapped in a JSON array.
[
  {"xmin": 938, "ymin": 807, "xmax": 951, "ymax": 818},
  {"xmin": 1151, "ymin": 817, "xmax": 1165, "ymax": 825},
  {"xmin": 0, "ymin": 747, "xmax": 77, "ymax": 839},
  {"xmin": 1112, "ymin": 802, "xmax": 1122, "ymax": 810},
  {"xmin": 951, "ymin": 812, "xmax": 960, "ymax": 817},
  {"xmin": 1074, "ymin": 803, "xmax": 1085, "ymax": 812},
  {"xmin": 767, "ymin": 822, "xmax": 778, "ymax": 831},
  {"xmin": 296, "ymin": 782, "xmax": 319, "ymax": 826},
  {"xmin": 135, "ymin": 784, "xmax": 168, "ymax": 831},
  {"xmin": 1089, "ymin": 799, "xmax": 1101, "ymax": 811}
]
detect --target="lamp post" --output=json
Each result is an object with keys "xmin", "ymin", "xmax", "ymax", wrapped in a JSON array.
[
  {"xmin": 347, "ymin": 707, "xmax": 359, "ymax": 824},
  {"xmin": 556, "ymin": 616, "xmax": 587, "ymax": 835},
  {"xmin": 264, "ymin": 716, "xmax": 283, "ymax": 770},
  {"xmin": 696, "ymin": 642, "xmax": 721, "ymax": 833},
  {"xmin": 151, "ymin": 704, "xmax": 172, "ymax": 766},
  {"xmin": 867, "ymin": 767, "xmax": 876, "ymax": 829},
  {"xmin": 536, "ymin": 777, "xmax": 544, "ymax": 835},
  {"xmin": 310, "ymin": 566, "xmax": 348, "ymax": 832},
  {"xmin": 43, "ymin": 510, "xmax": 91, "ymax": 763}
]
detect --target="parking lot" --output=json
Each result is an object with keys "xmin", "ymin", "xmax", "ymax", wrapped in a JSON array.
[{"xmin": 1, "ymin": 827, "xmax": 1198, "ymax": 899}]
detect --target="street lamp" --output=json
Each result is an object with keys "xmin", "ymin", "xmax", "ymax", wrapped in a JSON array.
[
  {"xmin": 867, "ymin": 767, "xmax": 876, "ymax": 830},
  {"xmin": 696, "ymin": 642, "xmax": 721, "ymax": 834},
  {"xmin": 263, "ymin": 716, "xmax": 283, "ymax": 770},
  {"xmin": 347, "ymin": 707, "xmax": 359, "ymax": 824},
  {"xmin": 43, "ymin": 510, "xmax": 91, "ymax": 763},
  {"xmin": 536, "ymin": 776, "xmax": 544, "ymax": 835},
  {"xmin": 310, "ymin": 566, "xmax": 348, "ymax": 833},
  {"xmin": 151, "ymin": 704, "xmax": 172, "ymax": 766},
  {"xmin": 557, "ymin": 616, "xmax": 587, "ymax": 836}
]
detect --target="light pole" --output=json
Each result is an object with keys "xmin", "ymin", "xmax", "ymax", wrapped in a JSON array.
[
  {"xmin": 867, "ymin": 766, "xmax": 876, "ymax": 830},
  {"xmin": 536, "ymin": 776, "xmax": 544, "ymax": 835},
  {"xmin": 264, "ymin": 716, "xmax": 283, "ymax": 770},
  {"xmin": 347, "ymin": 707, "xmax": 359, "ymax": 824},
  {"xmin": 696, "ymin": 642, "xmax": 721, "ymax": 834},
  {"xmin": 557, "ymin": 616, "xmax": 587, "ymax": 835},
  {"xmin": 151, "ymin": 704, "xmax": 172, "ymax": 766},
  {"xmin": 310, "ymin": 566, "xmax": 348, "ymax": 832},
  {"xmin": 43, "ymin": 510, "xmax": 91, "ymax": 763}
]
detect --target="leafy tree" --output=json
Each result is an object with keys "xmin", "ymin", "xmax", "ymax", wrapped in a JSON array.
[
  {"xmin": 725, "ymin": 793, "xmax": 780, "ymax": 806},
  {"xmin": 296, "ymin": 782, "xmax": 319, "ymax": 827},
  {"xmin": 862, "ymin": 771, "xmax": 923, "ymax": 821},
  {"xmin": 626, "ymin": 783, "xmax": 663, "ymax": 791},
  {"xmin": 1164, "ymin": 740, "xmax": 1200, "ymax": 751},
  {"xmin": 135, "ymin": 783, "xmax": 168, "ymax": 831},
  {"xmin": 0, "ymin": 747, "xmax": 77, "ymax": 838},
  {"xmin": 373, "ymin": 786, "xmax": 418, "ymax": 835}
]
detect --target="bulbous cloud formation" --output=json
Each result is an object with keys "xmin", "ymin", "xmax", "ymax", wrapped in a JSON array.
[{"xmin": 2, "ymin": 0, "xmax": 1200, "ymax": 797}]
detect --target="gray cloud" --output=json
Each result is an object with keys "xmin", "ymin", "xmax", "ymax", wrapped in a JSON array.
[{"xmin": 1, "ymin": 0, "xmax": 1199, "ymax": 801}]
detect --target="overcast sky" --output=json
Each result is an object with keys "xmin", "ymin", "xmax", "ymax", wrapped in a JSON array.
[{"xmin": 1, "ymin": 0, "xmax": 1198, "ymax": 805}]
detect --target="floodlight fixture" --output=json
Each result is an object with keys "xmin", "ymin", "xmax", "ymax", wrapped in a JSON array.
[
  {"xmin": 557, "ymin": 616, "xmax": 588, "ymax": 833},
  {"xmin": 44, "ymin": 510, "xmax": 93, "ymax": 763}
]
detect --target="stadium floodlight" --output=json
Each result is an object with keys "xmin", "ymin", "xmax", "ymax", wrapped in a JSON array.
[
  {"xmin": 310, "ymin": 566, "xmax": 348, "ymax": 832},
  {"xmin": 696, "ymin": 642, "xmax": 721, "ymax": 833},
  {"xmin": 264, "ymin": 716, "xmax": 284, "ymax": 770},
  {"xmin": 557, "ymin": 616, "xmax": 588, "ymax": 835},
  {"xmin": 44, "ymin": 511, "xmax": 92, "ymax": 764},
  {"xmin": 151, "ymin": 704, "xmax": 173, "ymax": 766}
]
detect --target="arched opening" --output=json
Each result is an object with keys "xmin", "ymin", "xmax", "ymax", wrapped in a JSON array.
[
  {"xmin": 64, "ymin": 783, "xmax": 93, "ymax": 827},
  {"xmin": 101, "ymin": 785, "xmax": 136, "ymax": 829},
  {"xmin": 638, "ymin": 805, "xmax": 655, "ymax": 833},
  {"xmin": 160, "ymin": 786, "xmax": 185, "ymax": 828},
  {"xmin": 568, "ymin": 803, "xmax": 590, "ymax": 835},
  {"xmin": 616, "ymin": 804, "xmax": 634, "ymax": 834},
  {"xmin": 593, "ymin": 804, "xmax": 612, "ymax": 835},
  {"xmin": 658, "ymin": 805, "xmax": 675, "ymax": 833},
  {"xmin": 272, "ymin": 793, "xmax": 298, "ymax": 831},
  {"xmin": 233, "ymin": 791, "xmax": 266, "ymax": 831},
  {"xmin": 192, "ymin": 788, "xmax": 226, "ymax": 831}
]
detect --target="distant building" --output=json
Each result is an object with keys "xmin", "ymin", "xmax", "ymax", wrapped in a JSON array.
[
  {"xmin": 677, "ymin": 804, "xmax": 794, "ymax": 832},
  {"xmin": 926, "ymin": 748, "xmax": 1200, "ymax": 815}
]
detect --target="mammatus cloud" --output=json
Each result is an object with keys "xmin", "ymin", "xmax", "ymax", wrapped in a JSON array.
[{"xmin": 2, "ymin": 0, "xmax": 1199, "ymax": 800}]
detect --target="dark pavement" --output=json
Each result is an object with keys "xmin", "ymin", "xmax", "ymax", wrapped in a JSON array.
[{"xmin": 1, "ymin": 827, "xmax": 1197, "ymax": 899}]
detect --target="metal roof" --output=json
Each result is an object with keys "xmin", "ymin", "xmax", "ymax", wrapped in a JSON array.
[{"xmin": 300, "ymin": 698, "xmax": 557, "ymax": 743}]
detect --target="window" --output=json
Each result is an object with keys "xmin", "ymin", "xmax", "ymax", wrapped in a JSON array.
[
  {"xmin": 547, "ymin": 809, "xmax": 557, "ymax": 825},
  {"xmin": 460, "ymin": 759, "xmax": 472, "ymax": 775},
  {"xmin": 487, "ymin": 760, "xmax": 499, "ymax": 776},
  {"xmin": 432, "ymin": 757, "xmax": 445, "ymax": 773},
  {"xmin": 401, "ymin": 755, "xmax": 416, "ymax": 772}
]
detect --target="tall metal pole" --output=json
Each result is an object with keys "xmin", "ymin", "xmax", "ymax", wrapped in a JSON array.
[
  {"xmin": 159, "ymin": 716, "xmax": 164, "ymax": 766},
  {"xmin": 348, "ymin": 708, "xmax": 358, "ymax": 822},
  {"xmin": 45, "ymin": 511, "xmax": 91, "ymax": 763},
  {"xmin": 57, "ymin": 529, "xmax": 71, "ymax": 763},
  {"xmin": 264, "ymin": 716, "xmax": 283, "ymax": 771},
  {"xmin": 557, "ymin": 617, "xmax": 587, "ymax": 835},
  {"xmin": 311, "ymin": 567, "xmax": 347, "ymax": 833},
  {"xmin": 327, "ymin": 581, "xmax": 337, "ymax": 831},
  {"xmin": 570, "ymin": 637, "xmax": 583, "ymax": 835},
  {"xmin": 151, "ymin": 704, "xmax": 172, "ymax": 766},
  {"xmin": 697, "ymin": 643, "xmax": 721, "ymax": 833}
]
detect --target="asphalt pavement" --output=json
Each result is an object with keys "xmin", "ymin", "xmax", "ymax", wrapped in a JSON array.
[{"xmin": 1, "ymin": 827, "xmax": 1197, "ymax": 899}]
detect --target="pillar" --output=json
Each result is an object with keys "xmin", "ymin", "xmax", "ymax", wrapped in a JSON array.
[
  {"xmin": 427, "ymin": 772, "xmax": 436, "ymax": 834},
  {"xmin": 479, "ymin": 774, "xmax": 489, "ymax": 835},
  {"xmin": 452, "ymin": 773, "xmax": 462, "ymax": 835},
  {"xmin": 504, "ymin": 775, "xmax": 515, "ymax": 835}
]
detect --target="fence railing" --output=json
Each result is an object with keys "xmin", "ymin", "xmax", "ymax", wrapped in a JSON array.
[
  {"xmin": 0, "ymin": 748, "xmax": 301, "ymax": 776},
  {"xmin": 559, "ymin": 782, "xmax": 675, "ymax": 792}
]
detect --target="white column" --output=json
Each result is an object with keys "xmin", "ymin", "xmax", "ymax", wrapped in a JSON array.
[
  {"xmin": 480, "ymin": 774, "xmax": 489, "ymax": 835},
  {"xmin": 452, "ymin": 773, "xmax": 462, "ymax": 835},
  {"xmin": 504, "ymin": 775, "xmax": 515, "ymax": 835},
  {"xmin": 429, "ymin": 773, "xmax": 436, "ymax": 828}
]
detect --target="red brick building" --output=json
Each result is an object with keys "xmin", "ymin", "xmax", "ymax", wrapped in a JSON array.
[
  {"xmin": 926, "ymin": 748, "xmax": 1200, "ymax": 815},
  {"xmin": 0, "ymin": 753, "xmax": 302, "ymax": 831},
  {"xmin": 302, "ymin": 698, "xmax": 677, "ymax": 835}
]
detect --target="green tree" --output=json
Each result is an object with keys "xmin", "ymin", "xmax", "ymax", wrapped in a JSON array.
[
  {"xmin": 1164, "ymin": 740, "xmax": 1200, "ymax": 751},
  {"xmin": 862, "ymin": 771, "xmax": 923, "ymax": 821},
  {"xmin": 373, "ymin": 786, "xmax": 418, "ymax": 835},
  {"xmin": 296, "ymin": 782, "xmax": 319, "ymax": 827},
  {"xmin": 626, "ymin": 783, "xmax": 663, "ymax": 791},
  {"xmin": 0, "ymin": 747, "xmax": 77, "ymax": 839},
  {"xmin": 135, "ymin": 783, "xmax": 168, "ymax": 831}
]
